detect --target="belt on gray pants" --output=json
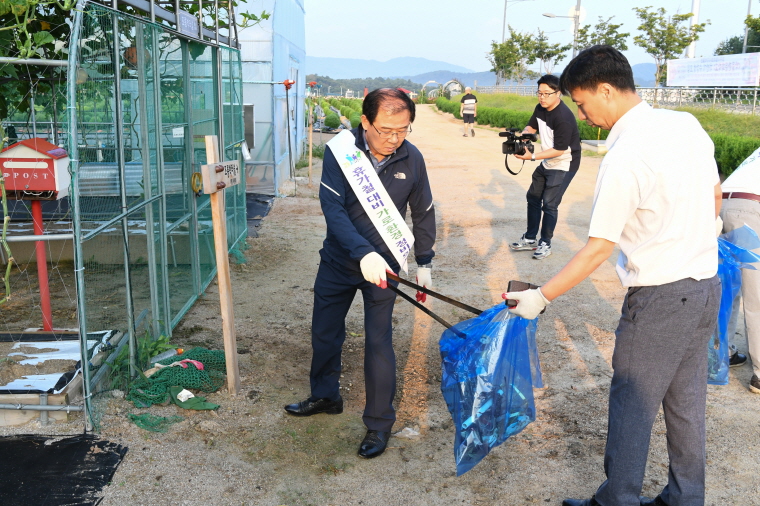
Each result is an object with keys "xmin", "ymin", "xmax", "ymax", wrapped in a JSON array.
[{"xmin": 722, "ymin": 192, "xmax": 760, "ymax": 203}]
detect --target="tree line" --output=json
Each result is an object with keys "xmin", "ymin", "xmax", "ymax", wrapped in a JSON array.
[
  {"xmin": 306, "ymin": 74, "xmax": 423, "ymax": 96},
  {"xmin": 490, "ymin": 5, "xmax": 760, "ymax": 87}
]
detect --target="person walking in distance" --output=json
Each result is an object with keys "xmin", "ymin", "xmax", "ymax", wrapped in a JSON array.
[
  {"xmin": 460, "ymin": 87, "xmax": 477, "ymax": 137},
  {"xmin": 509, "ymin": 74, "xmax": 581, "ymax": 260}
]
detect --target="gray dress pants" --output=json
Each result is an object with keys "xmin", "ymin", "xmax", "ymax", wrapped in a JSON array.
[{"xmin": 595, "ymin": 276, "xmax": 720, "ymax": 506}]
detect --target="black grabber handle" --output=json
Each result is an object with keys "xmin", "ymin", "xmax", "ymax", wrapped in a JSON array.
[{"xmin": 386, "ymin": 273, "xmax": 482, "ymax": 316}]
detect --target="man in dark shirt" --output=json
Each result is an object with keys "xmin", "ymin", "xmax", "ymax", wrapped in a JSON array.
[
  {"xmin": 510, "ymin": 74, "xmax": 581, "ymax": 260},
  {"xmin": 459, "ymin": 87, "xmax": 477, "ymax": 137},
  {"xmin": 284, "ymin": 88, "xmax": 436, "ymax": 460}
]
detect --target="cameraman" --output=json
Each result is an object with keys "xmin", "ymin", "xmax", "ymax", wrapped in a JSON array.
[{"xmin": 510, "ymin": 74, "xmax": 581, "ymax": 260}]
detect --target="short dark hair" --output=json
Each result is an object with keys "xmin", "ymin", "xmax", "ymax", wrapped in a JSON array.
[
  {"xmin": 537, "ymin": 74, "xmax": 561, "ymax": 92},
  {"xmin": 362, "ymin": 88, "xmax": 416, "ymax": 124},
  {"xmin": 559, "ymin": 45, "xmax": 636, "ymax": 95}
]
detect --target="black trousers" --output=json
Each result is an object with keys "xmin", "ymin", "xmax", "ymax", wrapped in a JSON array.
[
  {"xmin": 525, "ymin": 164, "xmax": 577, "ymax": 245},
  {"xmin": 309, "ymin": 258, "xmax": 398, "ymax": 431}
]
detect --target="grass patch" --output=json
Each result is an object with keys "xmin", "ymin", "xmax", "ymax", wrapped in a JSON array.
[{"xmin": 674, "ymin": 107, "xmax": 760, "ymax": 139}]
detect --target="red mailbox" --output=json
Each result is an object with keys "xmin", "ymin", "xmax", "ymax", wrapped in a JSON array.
[{"xmin": 0, "ymin": 138, "xmax": 70, "ymax": 200}]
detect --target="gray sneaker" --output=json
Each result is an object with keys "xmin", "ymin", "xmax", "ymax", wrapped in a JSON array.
[
  {"xmin": 471, "ymin": 128, "xmax": 475, "ymax": 137},
  {"xmin": 750, "ymin": 374, "xmax": 760, "ymax": 394},
  {"xmin": 532, "ymin": 241, "xmax": 552, "ymax": 260},
  {"xmin": 510, "ymin": 235, "xmax": 537, "ymax": 251}
]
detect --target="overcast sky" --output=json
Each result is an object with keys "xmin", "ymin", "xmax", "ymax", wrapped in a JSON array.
[{"xmin": 305, "ymin": 0, "xmax": 755, "ymax": 71}]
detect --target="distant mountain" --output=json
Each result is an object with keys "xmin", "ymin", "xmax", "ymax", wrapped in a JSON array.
[
  {"xmin": 306, "ymin": 56, "xmax": 476, "ymax": 79},
  {"xmin": 632, "ymin": 63, "xmax": 657, "ymax": 87},
  {"xmin": 403, "ymin": 70, "xmax": 499, "ymax": 88}
]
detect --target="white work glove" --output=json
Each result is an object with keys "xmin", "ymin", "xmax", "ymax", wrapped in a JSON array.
[
  {"xmin": 502, "ymin": 287, "xmax": 550, "ymax": 320},
  {"xmin": 416, "ymin": 265, "xmax": 433, "ymax": 302},
  {"xmin": 715, "ymin": 216, "xmax": 724, "ymax": 237},
  {"xmin": 360, "ymin": 252, "xmax": 392, "ymax": 288}
]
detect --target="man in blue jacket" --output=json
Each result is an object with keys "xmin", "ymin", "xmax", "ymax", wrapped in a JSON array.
[{"xmin": 284, "ymin": 88, "xmax": 436, "ymax": 459}]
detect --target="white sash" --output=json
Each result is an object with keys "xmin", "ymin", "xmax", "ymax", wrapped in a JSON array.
[{"xmin": 327, "ymin": 130, "xmax": 414, "ymax": 273}]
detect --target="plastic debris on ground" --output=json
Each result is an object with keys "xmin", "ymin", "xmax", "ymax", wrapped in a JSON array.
[
  {"xmin": 394, "ymin": 427, "xmax": 421, "ymax": 439},
  {"xmin": 126, "ymin": 347, "xmax": 226, "ymax": 408},
  {"xmin": 169, "ymin": 385, "xmax": 219, "ymax": 410},
  {"xmin": 440, "ymin": 303, "xmax": 543, "ymax": 476},
  {"xmin": 710, "ymin": 225, "xmax": 760, "ymax": 385}
]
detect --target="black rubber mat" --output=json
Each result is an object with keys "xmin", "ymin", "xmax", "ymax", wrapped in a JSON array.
[{"xmin": 0, "ymin": 434, "xmax": 127, "ymax": 505}]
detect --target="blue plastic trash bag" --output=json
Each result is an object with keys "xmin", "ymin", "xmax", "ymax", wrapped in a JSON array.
[
  {"xmin": 440, "ymin": 303, "xmax": 543, "ymax": 476},
  {"xmin": 709, "ymin": 226, "xmax": 760, "ymax": 385}
]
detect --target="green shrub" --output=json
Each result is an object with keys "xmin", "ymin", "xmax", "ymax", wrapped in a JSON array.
[
  {"xmin": 710, "ymin": 133, "xmax": 760, "ymax": 176},
  {"xmin": 349, "ymin": 112, "xmax": 362, "ymax": 128},
  {"xmin": 324, "ymin": 113, "xmax": 340, "ymax": 129}
]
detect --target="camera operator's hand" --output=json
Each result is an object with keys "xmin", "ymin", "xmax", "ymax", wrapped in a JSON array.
[{"xmin": 513, "ymin": 152, "xmax": 533, "ymax": 161}]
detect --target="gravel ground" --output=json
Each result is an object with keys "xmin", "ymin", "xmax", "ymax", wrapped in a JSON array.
[{"xmin": 2, "ymin": 104, "xmax": 758, "ymax": 506}]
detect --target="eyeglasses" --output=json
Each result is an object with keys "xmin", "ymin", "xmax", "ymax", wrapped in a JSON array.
[
  {"xmin": 371, "ymin": 123, "xmax": 412, "ymax": 140},
  {"xmin": 537, "ymin": 91, "xmax": 560, "ymax": 98}
]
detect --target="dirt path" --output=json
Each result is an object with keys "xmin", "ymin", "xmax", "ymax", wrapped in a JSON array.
[{"xmin": 84, "ymin": 104, "xmax": 760, "ymax": 505}]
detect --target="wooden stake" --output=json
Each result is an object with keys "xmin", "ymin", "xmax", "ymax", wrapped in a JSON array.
[{"xmin": 205, "ymin": 135, "xmax": 241, "ymax": 395}]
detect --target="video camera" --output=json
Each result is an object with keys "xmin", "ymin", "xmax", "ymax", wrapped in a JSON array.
[
  {"xmin": 500, "ymin": 128, "xmax": 537, "ymax": 156},
  {"xmin": 500, "ymin": 128, "xmax": 537, "ymax": 175}
]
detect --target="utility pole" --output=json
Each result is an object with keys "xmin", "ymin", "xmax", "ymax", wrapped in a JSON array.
[
  {"xmin": 743, "ymin": 0, "xmax": 753, "ymax": 53},
  {"xmin": 572, "ymin": 0, "xmax": 581, "ymax": 59},
  {"xmin": 686, "ymin": 0, "xmax": 701, "ymax": 58},
  {"xmin": 501, "ymin": 0, "xmax": 507, "ymax": 43}
]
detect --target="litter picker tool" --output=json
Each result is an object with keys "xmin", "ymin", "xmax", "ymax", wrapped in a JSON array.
[{"xmin": 385, "ymin": 273, "xmax": 482, "ymax": 332}]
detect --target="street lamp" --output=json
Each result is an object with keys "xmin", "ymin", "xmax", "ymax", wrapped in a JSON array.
[{"xmin": 543, "ymin": 0, "xmax": 582, "ymax": 59}]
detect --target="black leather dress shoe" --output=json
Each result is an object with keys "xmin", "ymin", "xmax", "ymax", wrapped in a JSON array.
[
  {"xmin": 562, "ymin": 497, "xmax": 600, "ymax": 506},
  {"xmin": 640, "ymin": 496, "xmax": 668, "ymax": 506},
  {"xmin": 358, "ymin": 430, "xmax": 390, "ymax": 458},
  {"xmin": 283, "ymin": 397, "xmax": 343, "ymax": 417}
]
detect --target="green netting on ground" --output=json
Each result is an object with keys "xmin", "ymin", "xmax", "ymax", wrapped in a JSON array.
[
  {"xmin": 128, "ymin": 413, "xmax": 184, "ymax": 433},
  {"xmin": 126, "ymin": 348, "xmax": 227, "ymax": 408}
]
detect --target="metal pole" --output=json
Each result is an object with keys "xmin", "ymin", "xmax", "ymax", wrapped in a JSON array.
[
  {"xmin": 67, "ymin": 0, "xmax": 93, "ymax": 431},
  {"xmin": 687, "ymin": 0, "xmax": 701, "ymax": 58},
  {"xmin": 572, "ymin": 0, "xmax": 582, "ymax": 59},
  {"xmin": 118, "ymin": 15, "xmax": 138, "ymax": 378},
  {"xmin": 0, "ymin": 403, "xmax": 84, "ymax": 411},
  {"xmin": 214, "ymin": 0, "xmax": 219, "ymax": 45},
  {"xmin": 0, "ymin": 57, "xmax": 68, "ymax": 66},
  {"xmin": 198, "ymin": 0, "xmax": 203, "ymax": 39},
  {"xmin": 501, "ymin": 0, "xmax": 507, "ymax": 43},
  {"xmin": 753, "ymin": 89, "xmax": 757, "ymax": 115},
  {"xmin": 181, "ymin": 40, "xmax": 201, "ymax": 297},
  {"xmin": 151, "ymin": 24, "xmax": 172, "ymax": 338},
  {"xmin": 743, "ymin": 0, "xmax": 752, "ymax": 54}
]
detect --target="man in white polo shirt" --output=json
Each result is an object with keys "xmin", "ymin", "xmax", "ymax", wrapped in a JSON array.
[
  {"xmin": 721, "ymin": 147, "xmax": 760, "ymax": 393},
  {"xmin": 504, "ymin": 46, "xmax": 721, "ymax": 506}
]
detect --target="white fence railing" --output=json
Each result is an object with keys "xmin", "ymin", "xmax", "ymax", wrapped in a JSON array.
[{"xmin": 474, "ymin": 85, "xmax": 760, "ymax": 115}]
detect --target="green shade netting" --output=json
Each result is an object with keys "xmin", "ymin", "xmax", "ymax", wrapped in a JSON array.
[
  {"xmin": 126, "ymin": 348, "xmax": 227, "ymax": 408},
  {"xmin": 128, "ymin": 413, "xmax": 184, "ymax": 433}
]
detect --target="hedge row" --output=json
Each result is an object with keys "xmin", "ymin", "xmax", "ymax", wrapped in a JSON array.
[
  {"xmin": 711, "ymin": 134, "xmax": 760, "ymax": 176},
  {"xmin": 435, "ymin": 97, "xmax": 760, "ymax": 176}
]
